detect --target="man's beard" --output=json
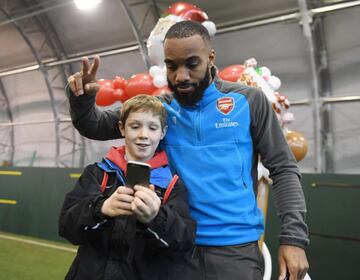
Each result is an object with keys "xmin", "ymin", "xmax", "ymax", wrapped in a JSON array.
[{"xmin": 168, "ymin": 68, "xmax": 211, "ymax": 107}]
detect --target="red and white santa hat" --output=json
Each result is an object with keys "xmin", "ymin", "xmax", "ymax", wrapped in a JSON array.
[{"xmin": 164, "ymin": 2, "xmax": 216, "ymax": 36}]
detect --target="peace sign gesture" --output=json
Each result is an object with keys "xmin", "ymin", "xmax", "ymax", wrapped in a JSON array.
[{"xmin": 67, "ymin": 55, "xmax": 100, "ymax": 96}]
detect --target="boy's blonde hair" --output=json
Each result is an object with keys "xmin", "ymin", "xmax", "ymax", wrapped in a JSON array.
[{"xmin": 120, "ymin": 95, "xmax": 167, "ymax": 129}]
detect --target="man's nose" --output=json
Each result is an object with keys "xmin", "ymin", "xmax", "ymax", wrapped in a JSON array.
[{"xmin": 175, "ymin": 67, "xmax": 190, "ymax": 83}]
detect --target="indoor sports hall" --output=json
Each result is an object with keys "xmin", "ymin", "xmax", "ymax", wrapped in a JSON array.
[{"xmin": 0, "ymin": 1, "xmax": 359, "ymax": 279}]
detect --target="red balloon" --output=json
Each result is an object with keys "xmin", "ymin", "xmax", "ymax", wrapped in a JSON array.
[
  {"xmin": 152, "ymin": 86, "xmax": 172, "ymax": 96},
  {"xmin": 165, "ymin": 2, "xmax": 196, "ymax": 15},
  {"xmin": 98, "ymin": 78, "xmax": 114, "ymax": 88},
  {"xmin": 218, "ymin": 65, "xmax": 246, "ymax": 82},
  {"xmin": 165, "ymin": 2, "xmax": 208, "ymax": 21},
  {"xmin": 96, "ymin": 86, "xmax": 116, "ymax": 106},
  {"xmin": 113, "ymin": 88, "xmax": 128, "ymax": 103},
  {"xmin": 113, "ymin": 76, "xmax": 127, "ymax": 90},
  {"xmin": 125, "ymin": 73, "xmax": 157, "ymax": 98}
]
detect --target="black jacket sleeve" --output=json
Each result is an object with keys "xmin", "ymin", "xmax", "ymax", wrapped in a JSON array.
[
  {"xmin": 67, "ymin": 86, "xmax": 121, "ymax": 140},
  {"xmin": 141, "ymin": 179, "xmax": 196, "ymax": 254},
  {"xmin": 58, "ymin": 164, "xmax": 114, "ymax": 245}
]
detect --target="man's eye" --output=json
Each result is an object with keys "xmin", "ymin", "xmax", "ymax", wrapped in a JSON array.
[
  {"xmin": 130, "ymin": 125, "xmax": 139, "ymax": 129},
  {"xmin": 166, "ymin": 63, "xmax": 176, "ymax": 70},
  {"xmin": 187, "ymin": 62, "xmax": 199, "ymax": 69}
]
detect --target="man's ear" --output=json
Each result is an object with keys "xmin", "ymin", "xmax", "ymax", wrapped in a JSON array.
[
  {"xmin": 161, "ymin": 125, "xmax": 168, "ymax": 140},
  {"xmin": 208, "ymin": 49, "xmax": 216, "ymax": 67},
  {"xmin": 119, "ymin": 121, "xmax": 125, "ymax": 136}
]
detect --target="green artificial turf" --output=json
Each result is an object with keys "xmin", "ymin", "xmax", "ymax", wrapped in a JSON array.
[{"xmin": 0, "ymin": 232, "xmax": 76, "ymax": 280}]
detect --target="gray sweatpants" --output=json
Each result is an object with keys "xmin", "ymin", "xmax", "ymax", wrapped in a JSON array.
[{"xmin": 180, "ymin": 242, "xmax": 264, "ymax": 280}]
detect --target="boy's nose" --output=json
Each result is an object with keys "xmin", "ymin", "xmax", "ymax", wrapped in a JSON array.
[{"xmin": 138, "ymin": 127, "xmax": 149, "ymax": 139}]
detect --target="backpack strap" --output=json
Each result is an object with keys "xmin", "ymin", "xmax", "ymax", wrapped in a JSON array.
[
  {"xmin": 100, "ymin": 171, "xmax": 109, "ymax": 193},
  {"xmin": 162, "ymin": 175, "xmax": 179, "ymax": 204}
]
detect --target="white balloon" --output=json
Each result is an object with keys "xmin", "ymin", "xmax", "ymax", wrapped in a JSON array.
[
  {"xmin": 149, "ymin": 65, "xmax": 163, "ymax": 78},
  {"xmin": 153, "ymin": 75, "xmax": 167, "ymax": 88},
  {"xmin": 147, "ymin": 15, "xmax": 182, "ymax": 66},
  {"xmin": 260, "ymin": 66, "xmax": 271, "ymax": 79},
  {"xmin": 268, "ymin": 75, "xmax": 281, "ymax": 91},
  {"xmin": 147, "ymin": 36, "xmax": 165, "ymax": 66},
  {"xmin": 282, "ymin": 112, "xmax": 295, "ymax": 123}
]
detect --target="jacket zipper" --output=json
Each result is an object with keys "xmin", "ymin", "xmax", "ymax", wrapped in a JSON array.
[{"xmin": 195, "ymin": 105, "xmax": 201, "ymax": 143}]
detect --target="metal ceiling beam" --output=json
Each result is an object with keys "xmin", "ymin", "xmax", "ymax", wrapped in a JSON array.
[
  {"xmin": 0, "ymin": 79, "xmax": 14, "ymax": 164},
  {"xmin": 148, "ymin": 0, "xmax": 161, "ymax": 19},
  {"xmin": 25, "ymin": 0, "xmax": 84, "ymax": 167},
  {"xmin": 312, "ymin": 0, "xmax": 360, "ymax": 14},
  {"xmin": 297, "ymin": 0, "xmax": 323, "ymax": 172},
  {"xmin": 0, "ymin": 118, "xmax": 71, "ymax": 127},
  {"xmin": 312, "ymin": 4, "xmax": 335, "ymax": 173},
  {"xmin": 118, "ymin": 0, "xmax": 151, "ymax": 69},
  {"xmin": 0, "ymin": 6, "xmax": 61, "ymax": 166},
  {"xmin": 1, "ymin": 1, "xmax": 360, "ymax": 77},
  {"xmin": 0, "ymin": 0, "xmax": 73, "ymax": 27}
]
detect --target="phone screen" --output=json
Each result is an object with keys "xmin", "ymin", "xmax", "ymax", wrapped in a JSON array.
[{"xmin": 125, "ymin": 161, "xmax": 151, "ymax": 188}]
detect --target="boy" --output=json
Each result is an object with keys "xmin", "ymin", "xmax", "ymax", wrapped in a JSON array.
[{"xmin": 59, "ymin": 95, "xmax": 195, "ymax": 280}]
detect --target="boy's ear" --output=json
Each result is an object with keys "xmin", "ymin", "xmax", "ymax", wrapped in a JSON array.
[
  {"xmin": 119, "ymin": 121, "xmax": 125, "ymax": 136},
  {"xmin": 161, "ymin": 125, "xmax": 168, "ymax": 140}
]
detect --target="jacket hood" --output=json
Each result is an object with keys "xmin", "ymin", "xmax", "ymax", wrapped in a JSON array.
[{"xmin": 105, "ymin": 146, "xmax": 168, "ymax": 172}]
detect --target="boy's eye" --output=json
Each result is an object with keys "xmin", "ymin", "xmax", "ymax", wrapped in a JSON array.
[{"xmin": 150, "ymin": 126, "xmax": 159, "ymax": 131}]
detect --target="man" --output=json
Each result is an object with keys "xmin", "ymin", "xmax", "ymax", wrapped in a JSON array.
[{"xmin": 67, "ymin": 20, "xmax": 309, "ymax": 280}]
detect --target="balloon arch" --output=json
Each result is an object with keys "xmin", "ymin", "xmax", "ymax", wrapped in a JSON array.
[{"xmin": 95, "ymin": 1, "xmax": 308, "ymax": 164}]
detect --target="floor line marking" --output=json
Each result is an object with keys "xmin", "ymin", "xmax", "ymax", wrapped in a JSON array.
[{"xmin": 0, "ymin": 233, "xmax": 77, "ymax": 253}]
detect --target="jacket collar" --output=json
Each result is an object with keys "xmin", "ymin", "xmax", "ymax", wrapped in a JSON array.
[{"xmin": 105, "ymin": 146, "xmax": 168, "ymax": 172}]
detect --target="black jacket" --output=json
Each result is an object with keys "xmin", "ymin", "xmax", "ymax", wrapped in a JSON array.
[{"xmin": 59, "ymin": 163, "xmax": 196, "ymax": 280}]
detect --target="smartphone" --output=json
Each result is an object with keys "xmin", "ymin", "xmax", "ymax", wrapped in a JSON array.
[{"xmin": 125, "ymin": 161, "xmax": 151, "ymax": 188}]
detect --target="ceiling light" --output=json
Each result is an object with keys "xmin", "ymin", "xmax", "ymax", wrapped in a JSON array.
[{"xmin": 74, "ymin": 0, "xmax": 102, "ymax": 11}]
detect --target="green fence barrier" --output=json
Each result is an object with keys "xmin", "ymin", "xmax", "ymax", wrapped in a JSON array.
[
  {"xmin": 0, "ymin": 167, "xmax": 82, "ymax": 242},
  {"xmin": 265, "ymin": 173, "xmax": 360, "ymax": 279},
  {"xmin": 1, "ymin": 168, "xmax": 359, "ymax": 279}
]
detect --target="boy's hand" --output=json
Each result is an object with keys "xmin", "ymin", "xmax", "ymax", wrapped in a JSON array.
[
  {"xmin": 101, "ymin": 186, "xmax": 134, "ymax": 217},
  {"xmin": 67, "ymin": 55, "xmax": 100, "ymax": 96},
  {"xmin": 132, "ymin": 184, "xmax": 161, "ymax": 224}
]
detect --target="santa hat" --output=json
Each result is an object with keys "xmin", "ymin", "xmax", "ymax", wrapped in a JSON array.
[{"xmin": 164, "ymin": 2, "xmax": 216, "ymax": 36}]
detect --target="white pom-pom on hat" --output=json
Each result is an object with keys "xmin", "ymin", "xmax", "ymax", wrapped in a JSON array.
[{"xmin": 202, "ymin": 20, "xmax": 216, "ymax": 36}]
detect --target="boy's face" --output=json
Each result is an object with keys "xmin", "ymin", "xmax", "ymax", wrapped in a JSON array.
[{"xmin": 119, "ymin": 111, "xmax": 166, "ymax": 163}]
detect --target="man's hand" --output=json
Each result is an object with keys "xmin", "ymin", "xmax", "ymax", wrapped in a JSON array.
[
  {"xmin": 131, "ymin": 184, "xmax": 161, "ymax": 224},
  {"xmin": 67, "ymin": 55, "xmax": 100, "ymax": 96},
  {"xmin": 278, "ymin": 245, "xmax": 309, "ymax": 280},
  {"xmin": 101, "ymin": 186, "xmax": 134, "ymax": 217}
]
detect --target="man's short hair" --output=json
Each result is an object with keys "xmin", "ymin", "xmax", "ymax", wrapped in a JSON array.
[
  {"xmin": 165, "ymin": 20, "xmax": 211, "ymax": 44},
  {"xmin": 120, "ymin": 95, "xmax": 167, "ymax": 129}
]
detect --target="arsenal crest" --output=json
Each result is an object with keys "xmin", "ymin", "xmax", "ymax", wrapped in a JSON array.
[{"xmin": 216, "ymin": 97, "xmax": 235, "ymax": 115}]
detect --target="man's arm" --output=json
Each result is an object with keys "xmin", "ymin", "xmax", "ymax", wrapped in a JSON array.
[
  {"xmin": 68, "ymin": 88, "xmax": 121, "ymax": 140},
  {"xmin": 248, "ymin": 88, "xmax": 309, "ymax": 279},
  {"xmin": 66, "ymin": 56, "xmax": 122, "ymax": 140}
]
